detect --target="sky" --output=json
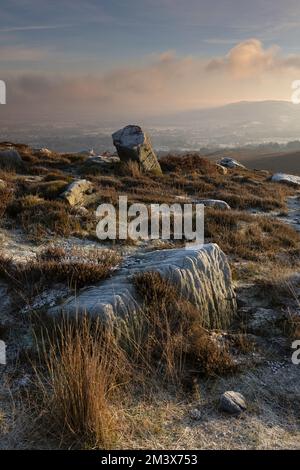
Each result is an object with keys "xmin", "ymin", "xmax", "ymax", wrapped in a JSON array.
[{"xmin": 1, "ymin": 0, "xmax": 300, "ymax": 123}]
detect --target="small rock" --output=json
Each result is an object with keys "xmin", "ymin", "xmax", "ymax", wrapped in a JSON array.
[
  {"xmin": 218, "ymin": 157, "xmax": 245, "ymax": 169},
  {"xmin": 34, "ymin": 147, "xmax": 53, "ymax": 156},
  {"xmin": 189, "ymin": 408, "xmax": 202, "ymax": 420},
  {"xmin": 60, "ymin": 179, "xmax": 93, "ymax": 206},
  {"xmin": 197, "ymin": 199, "xmax": 231, "ymax": 210},
  {"xmin": 219, "ymin": 391, "xmax": 247, "ymax": 415}
]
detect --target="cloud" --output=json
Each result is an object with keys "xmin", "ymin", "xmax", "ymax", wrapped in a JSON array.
[
  {"xmin": 0, "ymin": 45, "xmax": 49, "ymax": 61},
  {"xmin": 206, "ymin": 38, "xmax": 300, "ymax": 78},
  {"xmin": 0, "ymin": 24, "xmax": 72, "ymax": 33},
  {"xmin": 4, "ymin": 39, "xmax": 300, "ymax": 121}
]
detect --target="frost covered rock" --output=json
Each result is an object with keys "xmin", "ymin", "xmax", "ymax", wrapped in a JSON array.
[
  {"xmin": 220, "ymin": 391, "xmax": 247, "ymax": 415},
  {"xmin": 271, "ymin": 173, "xmax": 300, "ymax": 186},
  {"xmin": 218, "ymin": 157, "xmax": 245, "ymax": 169},
  {"xmin": 49, "ymin": 243, "xmax": 237, "ymax": 329},
  {"xmin": 112, "ymin": 125, "xmax": 162, "ymax": 174},
  {"xmin": 189, "ymin": 409, "xmax": 202, "ymax": 420},
  {"xmin": 0, "ymin": 148, "xmax": 23, "ymax": 170},
  {"xmin": 197, "ymin": 199, "xmax": 231, "ymax": 210},
  {"xmin": 60, "ymin": 179, "xmax": 93, "ymax": 206}
]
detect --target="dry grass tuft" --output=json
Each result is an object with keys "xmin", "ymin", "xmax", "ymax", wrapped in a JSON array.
[
  {"xmin": 255, "ymin": 267, "xmax": 299, "ymax": 306},
  {"xmin": 8, "ymin": 195, "xmax": 82, "ymax": 240},
  {"xmin": 0, "ymin": 185, "xmax": 14, "ymax": 219},
  {"xmin": 205, "ymin": 208, "xmax": 300, "ymax": 261},
  {"xmin": 0, "ymin": 246, "xmax": 121, "ymax": 291},
  {"xmin": 160, "ymin": 154, "xmax": 219, "ymax": 176},
  {"xmin": 32, "ymin": 315, "xmax": 128, "ymax": 449},
  {"xmin": 280, "ymin": 312, "xmax": 300, "ymax": 339},
  {"xmin": 29, "ymin": 180, "xmax": 70, "ymax": 199},
  {"xmin": 119, "ymin": 160, "xmax": 142, "ymax": 178},
  {"xmin": 131, "ymin": 271, "xmax": 236, "ymax": 381}
]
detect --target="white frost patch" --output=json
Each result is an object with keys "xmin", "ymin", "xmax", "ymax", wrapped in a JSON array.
[
  {"xmin": 0, "ymin": 229, "xmax": 38, "ymax": 263},
  {"xmin": 21, "ymin": 286, "xmax": 69, "ymax": 313}
]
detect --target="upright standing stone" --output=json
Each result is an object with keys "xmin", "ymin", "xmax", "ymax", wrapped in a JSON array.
[{"xmin": 112, "ymin": 125, "xmax": 162, "ymax": 174}]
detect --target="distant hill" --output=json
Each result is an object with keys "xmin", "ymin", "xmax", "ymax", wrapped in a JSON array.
[{"xmin": 148, "ymin": 100, "xmax": 300, "ymax": 146}]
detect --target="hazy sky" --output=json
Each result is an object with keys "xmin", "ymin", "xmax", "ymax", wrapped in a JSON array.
[{"xmin": 1, "ymin": 0, "xmax": 300, "ymax": 122}]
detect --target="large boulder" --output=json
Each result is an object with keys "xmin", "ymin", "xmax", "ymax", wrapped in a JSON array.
[
  {"xmin": 0, "ymin": 148, "xmax": 23, "ymax": 170},
  {"xmin": 60, "ymin": 179, "xmax": 93, "ymax": 206},
  {"xmin": 271, "ymin": 173, "xmax": 300, "ymax": 186},
  {"xmin": 112, "ymin": 125, "xmax": 162, "ymax": 174},
  {"xmin": 49, "ymin": 243, "xmax": 237, "ymax": 330},
  {"xmin": 218, "ymin": 157, "xmax": 245, "ymax": 169}
]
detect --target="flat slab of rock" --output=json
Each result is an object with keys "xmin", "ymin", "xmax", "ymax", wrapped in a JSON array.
[
  {"xmin": 49, "ymin": 243, "xmax": 236, "ymax": 329},
  {"xmin": 218, "ymin": 157, "xmax": 245, "ymax": 169},
  {"xmin": 112, "ymin": 125, "xmax": 162, "ymax": 174},
  {"xmin": 220, "ymin": 391, "xmax": 247, "ymax": 415},
  {"xmin": 0, "ymin": 148, "xmax": 23, "ymax": 170},
  {"xmin": 271, "ymin": 173, "xmax": 300, "ymax": 186},
  {"xmin": 60, "ymin": 179, "xmax": 93, "ymax": 206},
  {"xmin": 197, "ymin": 199, "xmax": 231, "ymax": 210}
]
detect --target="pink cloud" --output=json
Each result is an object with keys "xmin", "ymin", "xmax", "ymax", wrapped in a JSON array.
[{"xmin": 4, "ymin": 39, "xmax": 300, "ymax": 120}]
